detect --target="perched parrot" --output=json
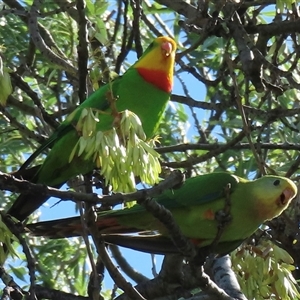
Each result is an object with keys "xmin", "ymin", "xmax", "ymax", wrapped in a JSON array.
[
  {"xmin": 8, "ymin": 36, "xmax": 176, "ymax": 222},
  {"xmin": 27, "ymin": 173, "xmax": 297, "ymax": 255}
]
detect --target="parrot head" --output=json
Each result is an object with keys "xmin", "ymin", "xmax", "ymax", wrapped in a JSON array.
[
  {"xmin": 133, "ymin": 36, "xmax": 177, "ymax": 93},
  {"xmin": 251, "ymin": 176, "xmax": 297, "ymax": 221}
]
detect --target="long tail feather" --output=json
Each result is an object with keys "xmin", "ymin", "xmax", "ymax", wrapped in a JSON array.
[
  {"xmin": 27, "ymin": 215, "xmax": 141, "ymax": 238},
  {"xmin": 103, "ymin": 234, "xmax": 178, "ymax": 254}
]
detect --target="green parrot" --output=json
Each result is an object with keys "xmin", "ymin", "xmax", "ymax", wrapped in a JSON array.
[
  {"xmin": 27, "ymin": 173, "xmax": 297, "ymax": 255},
  {"xmin": 8, "ymin": 36, "xmax": 177, "ymax": 222}
]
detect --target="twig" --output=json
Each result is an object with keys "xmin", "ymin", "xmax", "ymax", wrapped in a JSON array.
[
  {"xmin": 76, "ymin": 0, "xmax": 89, "ymax": 103},
  {"xmin": 286, "ymin": 154, "xmax": 300, "ymax": 177},
  {"xmin": 226, "ymin": 11, "xmax": 264, "ymax": 92},
  {"xmin": 172, "ymin": 93, "xmax": 300, "ymax": 119},
  {"xmin": 110, "ymin": 245, "xmax": 149, "ymax": 284},
  {"xmin": 72, "ymin": 191, "xmax": 101, "ymax": 298},
  {"xmin": 176, "ymin": 59, "xmax": 219, "ymax": 86},
  {"xmin": 1, "ymin": 213, "xmax": 37, "ymax": 300},
  {"xmin": 140, "ymin": 13, "xmax": 162, "ymax": 37},
  {"xmin": 28, "ymin": 0, "xmax": 77, "ymax": 76},
  {"xmin": 115, "ymin": 0, "xmax": 130, "ymax": 73},
  {"xmin": 156, "ymin": 141, "xmax": 300, "ymax": 154},
  {"xmin": 0, "ymin": 266, "xmax": 25, "ymax": 299},
  {"xmin": 0, "ymin": 105, "xmax": 45, "ymax": 145},
  {"xmin": 150, "ymin": 254, "xmax": 158, "ymax": 278},
  {"xmin": 137, "ymin": 196, "xmax": 197, "ymax": 259},
  {"xmin": 10, "ymin": 72, "xmax": 59, "ymax": 129},
  {"xmin": 0, "ymin": 8, "xmax": 27, "ymax": 17},
  {"xmin": 87, "ymin": 220, "xmax": 146, "ymax": 299},
  {"xmin": 81, "ymin": 176, "xmax": 104, "ymax": 300},
  {"xmin": 1, "ymin": 170, "xmax": 184, "ymax": 208},
  {"xmin": 87, "ymin": 255, "xmax": 105, "ymax": 300},
  {"xmin": 160, "ymin": 131, "xmax": 246, "ymax": 168},
  {"xmin": 116, "ymin": 253, "xmax": 238, "ymax": 300},
  {"xmin": 143, "ymin": 0, "xmax": 174, "ymax": 37},
  {"xmin": 210, "ymin": 183, "xmax": 233, "ymax": 251},
  {"xmin": 224, "ymin": 53, "xmax": 266, "ymax": 175}
]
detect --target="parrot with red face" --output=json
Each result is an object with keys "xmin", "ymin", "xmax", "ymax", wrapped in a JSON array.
[{"xmin": 8, "ymin": 36, "xmax": 177, "ymax": 222}]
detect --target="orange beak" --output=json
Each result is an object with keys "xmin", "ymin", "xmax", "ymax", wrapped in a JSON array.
[
  {"xmin": 161, "ymin": 41, "xmax": 173, "ymax": 57},
  {"xmin": 276, "ymin": 187, "xmax": 296, "ymax": 207}
]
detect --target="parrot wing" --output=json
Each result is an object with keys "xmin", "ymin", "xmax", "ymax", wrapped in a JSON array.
[
  {"xmin": 18, "ymin": 84, "xmax": 113, "ymax": 172},
  {"xmin": 156, "ymin": 172, "xmax": 240, "ymax": 208}
]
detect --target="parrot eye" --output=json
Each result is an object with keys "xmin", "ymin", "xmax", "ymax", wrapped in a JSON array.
[{"xmin": 273, "ymin": 179, "xmax": 280, "ymax": 186}]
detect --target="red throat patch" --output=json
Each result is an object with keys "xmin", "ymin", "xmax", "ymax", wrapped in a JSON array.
[{"xmin": 137, "ymin": 68, "xmax": 172, "ymax": 93}]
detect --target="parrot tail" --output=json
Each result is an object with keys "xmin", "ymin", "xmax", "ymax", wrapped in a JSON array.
[
  {"xmin": 7, "ymin": 193, "xmax": 48, "ymax": 222},
  {"xmin": 7, "ymin": 165, "xmax": 64, "ymax": 222},
  {"xmin": 7, "ymin": 166, "xmax": 53, "ymax": 222},
  {"xmin": 26, "ymin": 214, "xmax": 140, "ymax": 239}
]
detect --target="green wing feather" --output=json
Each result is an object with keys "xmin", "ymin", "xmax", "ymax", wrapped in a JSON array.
[{"xmin": 156, "ymin": 172, "xmax": 240, "ymax": 208}]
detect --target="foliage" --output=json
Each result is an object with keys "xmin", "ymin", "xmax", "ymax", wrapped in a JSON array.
[
  {"xmin": 232, "ymin": 240, "xmax": 300, "ymax": 300},
  {"xmin": 1, "ymin": 0, "xmax": 300, "ymax": 299}
]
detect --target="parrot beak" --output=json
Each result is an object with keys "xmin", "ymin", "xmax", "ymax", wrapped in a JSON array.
[
  {"xmin": 161, "ymin": 41, "xmax": 173, "ymax": 57},
  {"xmin": 276, "ymin": 186, "xmax": 297, "ymax": 207}
]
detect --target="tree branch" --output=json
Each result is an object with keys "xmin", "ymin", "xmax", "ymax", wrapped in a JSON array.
[
  {"xmin": 1, "ymin": 214, "xmax": 37, "ymax": 300},
  {"xmin": 28, "ymin": 0, "xmax": 77, "ymax": 76},
  {"xmin": 209, "ymin": 255, "xmax": 248, "ymax": 300},
  {"xmin": 76, "ymin": 0, "xmax": 89, "ymax": 103},
  {"xmin": 35, "ymin": 285, "xmax": 89, "ymax": 300},
  {"xmin": 1, "ymin": 170, "xmax": 184, "ymax": 208},
  {"xmin": 109, "ymin": 245, "xmax": 149, "ymax": 284}
]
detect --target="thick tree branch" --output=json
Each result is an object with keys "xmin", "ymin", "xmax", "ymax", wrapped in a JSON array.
[{"xmin": 209, "ymin": 256, "xmax": 248, "ymax": 300}]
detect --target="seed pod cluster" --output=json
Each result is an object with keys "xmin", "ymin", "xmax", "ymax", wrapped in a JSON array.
[
  {"xmin": 69, "ymin": 108, "xmax": 161, "ymax": 192},
  {"xmin": 231, "ymin": 240, "xmax": 300, "ymax": 299}
]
